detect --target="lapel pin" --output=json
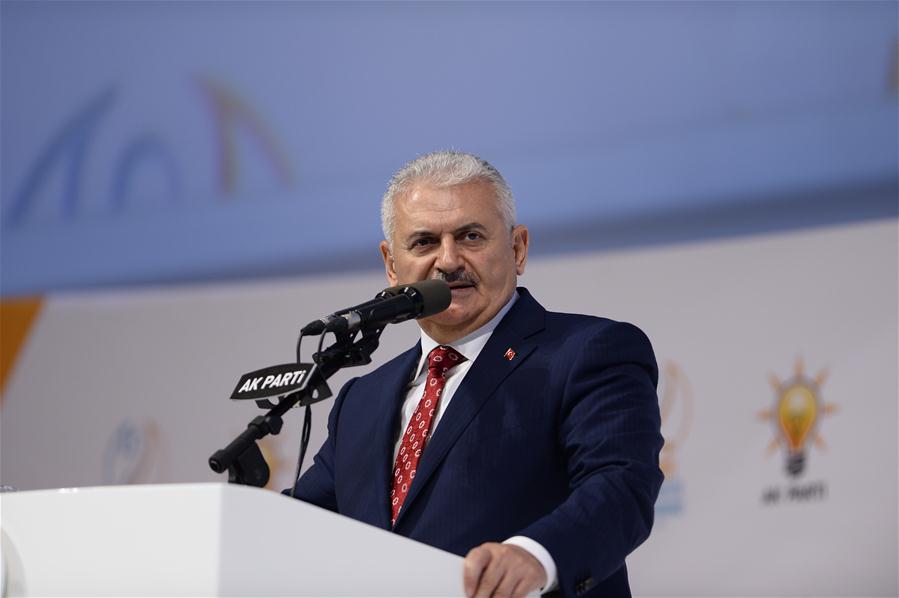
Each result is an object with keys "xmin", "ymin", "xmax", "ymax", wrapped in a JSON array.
[{"xmin": 504, "ymin": 348, "xmax": 516, "ymax": 361}]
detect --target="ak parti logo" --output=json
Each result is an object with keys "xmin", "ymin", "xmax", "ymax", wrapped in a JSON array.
[{"xmin": 758, "ymin": 357, "xmax": 837, "ymax": 505}]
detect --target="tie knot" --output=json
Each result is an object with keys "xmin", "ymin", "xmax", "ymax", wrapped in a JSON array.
[{"xmin": 427, "ymin": 345, "xmax": 466, "ymax": 375}]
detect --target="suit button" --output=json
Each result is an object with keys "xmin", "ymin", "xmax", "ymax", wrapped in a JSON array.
[{"xmin": 575, "ymin": 577, "xmax": 595, "ymax": 595}]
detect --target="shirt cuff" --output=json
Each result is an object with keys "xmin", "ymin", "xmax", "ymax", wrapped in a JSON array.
[{"xmin": 503, "ymin": 535, "xmax": 558, "ymax": 593}]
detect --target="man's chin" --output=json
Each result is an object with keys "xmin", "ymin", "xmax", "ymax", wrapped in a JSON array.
[
  {"xmin": 422, "ymin": 310, "xmax": 468, "ymax": 327},
  {"xmin": 419, "ymin": 305, "xmax": 477, "ymax": 332}
]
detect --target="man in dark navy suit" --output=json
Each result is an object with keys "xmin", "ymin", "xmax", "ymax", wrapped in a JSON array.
[{"xmin": 290, "ymin": 151, "xmax": 663, "ymax": 597}]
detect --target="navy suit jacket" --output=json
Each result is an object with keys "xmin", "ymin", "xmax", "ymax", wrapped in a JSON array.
[{"xmin": 291, "ymin": 288, "xmax": 663, "ymax": 597}]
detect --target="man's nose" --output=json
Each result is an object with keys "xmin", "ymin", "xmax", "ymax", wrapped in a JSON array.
[{"xmin": 435, "ymin": 238, "xmax": 463, "ymax": 273}]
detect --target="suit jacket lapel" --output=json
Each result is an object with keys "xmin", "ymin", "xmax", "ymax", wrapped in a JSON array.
[
  {"xmin": 369, "ymin": 343, "xmax": 421, "ymax": 529},
  {"xmin": 394, "ymin": 289, "xmax": 546, "ymax": 528}
]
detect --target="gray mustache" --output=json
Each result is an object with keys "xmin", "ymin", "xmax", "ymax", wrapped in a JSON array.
[{"xmin": 434, "ymin": 270, "xmax": 478, "ymax": 285}]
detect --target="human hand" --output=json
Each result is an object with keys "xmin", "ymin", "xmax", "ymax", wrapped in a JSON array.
[{"xmin": 463, "ymin": 542, "xmax": 547, "ymax": 597}]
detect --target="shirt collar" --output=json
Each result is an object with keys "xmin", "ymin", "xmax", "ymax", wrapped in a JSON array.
[{"xmin": 415, "ymin": 290, "xmax": 519, "ymax": 377}]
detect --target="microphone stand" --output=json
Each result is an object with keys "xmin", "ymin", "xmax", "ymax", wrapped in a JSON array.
[{"xmin": 208, "ymin": 323, "xmax": 385, "ymax": 487}]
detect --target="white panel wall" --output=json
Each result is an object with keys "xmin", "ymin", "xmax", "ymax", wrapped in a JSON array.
[{"xmin": 2, "ymin": 218, "xmax": 896, "ymax": 595}]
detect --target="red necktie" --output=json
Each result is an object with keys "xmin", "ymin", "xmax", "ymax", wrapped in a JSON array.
[{"xmin": 390, "ymin": 344, "xmax": 466, "ymax": 525}]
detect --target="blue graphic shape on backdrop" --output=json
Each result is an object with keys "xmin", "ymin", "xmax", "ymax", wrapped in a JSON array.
[
  {"xmin": 111, "ymin": 134, "xmax": 183, "ymax": 212},
  {"xmin": 5, "ymin": 88, "xmax": 116, "ymax": 227}
]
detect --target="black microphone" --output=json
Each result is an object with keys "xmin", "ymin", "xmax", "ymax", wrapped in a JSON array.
[{"xmin": 300, "ymin": 279, "xmax": 451, "ymax": 335}]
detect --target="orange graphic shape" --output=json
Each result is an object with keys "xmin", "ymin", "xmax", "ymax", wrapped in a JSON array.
[
  {"xmin": 259, "ymin": 436, "xmax": 290, "ymax": 491},
  {"xmin": 0, "ymin": 297, "xmax": 43, "ymax": 398},
  {"xmin": 197, "ymin": 76, "xmax": 294, "ymax": 194}
]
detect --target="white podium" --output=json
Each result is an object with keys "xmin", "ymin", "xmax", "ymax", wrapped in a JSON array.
[{"xmin": 0, "ymin": 483, "xmax": 465, "ymax": 596}]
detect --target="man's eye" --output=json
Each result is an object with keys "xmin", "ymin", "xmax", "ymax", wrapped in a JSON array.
[
  {"xmin": 411, "ymin": 238, "xmax": 434, "ymax": 248},
  {"xmin": 463, "ymin": 232, "xmax": 482, "ymax": 241}
]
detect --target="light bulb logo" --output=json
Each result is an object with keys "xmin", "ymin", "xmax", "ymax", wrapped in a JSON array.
[{"xmin": 759, "ymin": 357, "xmax": 837, "ymax": 477}]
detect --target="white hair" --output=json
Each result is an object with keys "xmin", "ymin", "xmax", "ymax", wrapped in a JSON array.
[{"xmin": 380, "ymin": 150, "xmax": 516, "ymax": 245}]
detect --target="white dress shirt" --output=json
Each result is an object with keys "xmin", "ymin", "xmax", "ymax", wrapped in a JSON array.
[{"xmin": 392, "ymin": 291, "xmax": 558, "ymax": 593}]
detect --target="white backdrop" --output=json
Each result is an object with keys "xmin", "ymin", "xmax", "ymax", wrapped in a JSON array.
[{"xmin": 1, "ymin": 218, "xmax": 896, "ymax": 596}]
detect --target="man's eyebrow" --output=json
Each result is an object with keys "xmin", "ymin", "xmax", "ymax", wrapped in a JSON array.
[
  {"xmin": 452, "ymin": 222, "xmax": 487, "ymax": 234},
  {"xmin": 406, "ymin": 229, "xmax": 437, "ymax": 241},
  {"xmin": 404, "ymin": 223, "xmax": 486, "ymax": 241}
]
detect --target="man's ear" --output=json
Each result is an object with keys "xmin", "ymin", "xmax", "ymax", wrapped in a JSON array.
[
  {"xmin": 380, "ymin": 240, "xmax": 399, "ymax": 286},
  {"xmin": 511, "ymin": 225, "xmax": 529, "ymax": 275}
]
